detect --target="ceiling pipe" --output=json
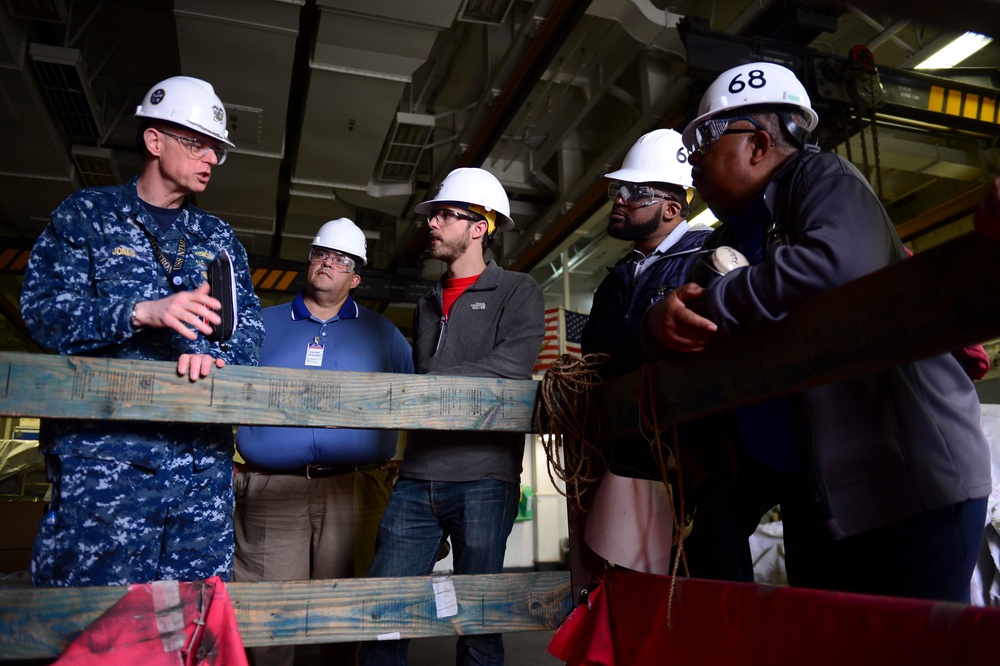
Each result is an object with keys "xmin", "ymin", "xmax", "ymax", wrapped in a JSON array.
[
  {"xmin": 400, "ymin": 0, "xmax": 594, "ymax": 262},
  {"xmin": 272, "ymin": 0, "xmax": 316, "ymax": 259},
  {"xmin": 867, "ymin": 17, "xmax": 911, "ymax": 52},
  {"xmin": 847, "ymin": 4, "xmax": 916, "ymax": 53},
  {"xmin": 458, "ymin": 0, "xmax": 594, "ymax": 168}
]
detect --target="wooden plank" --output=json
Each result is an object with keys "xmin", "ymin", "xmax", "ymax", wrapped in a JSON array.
[
  {"xmin": 896, "ymin": 182, "xmax": 987, "ymax": 241},
  {"xmin": 0, "ymin": 572, "xmax": 572, "ymax": 660},
  {"xmin": 2, "ymin": 233, "xmax": 995, "ymax": 440},
  {"xmin": 0, "ymin": 585, "xmax": 129, "ymax": 660},
  {"xmin": 0, "ymin": 353, "xmax": 539, "ymax": 432},
  {"xmin": 596, "ymin": 231, "xmax": 1000, "ymax": 439}
]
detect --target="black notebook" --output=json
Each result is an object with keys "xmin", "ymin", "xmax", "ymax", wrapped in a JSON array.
[{"xmin": 207, "ymin": 249, "xmax": 237, "ymax": 343}]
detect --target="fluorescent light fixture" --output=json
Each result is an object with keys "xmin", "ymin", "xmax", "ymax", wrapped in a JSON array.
[
  {"xmin": 915, "ymin": 32, "xmax": 993, "ymax": 70},
  {"xmin": 688, "ymin": 208, "xmax": 719, "ymax": 228}
]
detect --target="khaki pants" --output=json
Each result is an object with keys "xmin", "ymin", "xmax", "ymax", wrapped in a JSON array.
[{"xmin": 234, "ymin": 466, "xmax": 392, "ymax": 665}]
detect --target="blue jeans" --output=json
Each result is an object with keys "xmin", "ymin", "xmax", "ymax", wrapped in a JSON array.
[{"xmin": 359, "ymin": 477, "xmax": 519, "ymax": 666}]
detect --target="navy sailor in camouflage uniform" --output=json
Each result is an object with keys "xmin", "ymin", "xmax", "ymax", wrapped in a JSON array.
[{"xmin": 20, "ymin": 76, "xmax": 265, "ymax": 587}]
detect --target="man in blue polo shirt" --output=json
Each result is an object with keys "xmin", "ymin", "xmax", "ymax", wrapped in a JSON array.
[{"xmin": 234, "ymin": 218, "xmax": 413, "ymax": 665}]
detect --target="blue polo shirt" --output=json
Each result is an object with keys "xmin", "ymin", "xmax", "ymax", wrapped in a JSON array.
[{"xmin": 236, "ymin": 292, "xmax": 413, "ymax": 469}]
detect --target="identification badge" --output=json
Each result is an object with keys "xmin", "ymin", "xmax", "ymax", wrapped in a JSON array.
[{"xmin": 305, "ymin": 342, "xmax": 324, "ymax": 367}]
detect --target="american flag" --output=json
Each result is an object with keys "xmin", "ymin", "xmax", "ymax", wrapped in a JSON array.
[{"xmin": 533, "ymin": 307, "xmax": 588, "ymax": 375}]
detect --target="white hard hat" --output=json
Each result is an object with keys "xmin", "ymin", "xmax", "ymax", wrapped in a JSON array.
[
  {"xmin": 681, "ymin": 62, "xmax": 818, "ymax": 152},
  {"xmin": 135, "ymin": 76, "xmax": 234, "ymax": 147},
  {"xmin": 605, "ymin": 129, "xmax": 692, "ymax": 190},
  {"xmin": 312, "ymin": 218, "xmax": 367, "ymax": 265},
  {"xmin": 414, "ymin": 167, "xmax": 514, "ymax": 234}
]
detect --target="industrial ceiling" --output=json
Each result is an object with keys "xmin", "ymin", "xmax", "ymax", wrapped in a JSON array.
[{"xmin": 0, "ymin": 0, "xmax": 998, "ymax": 337}]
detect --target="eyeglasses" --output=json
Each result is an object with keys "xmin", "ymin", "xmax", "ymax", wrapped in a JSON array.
[
  {"xmin": 158, "ymin": 129, "xmax": 228, "ymax": 165},
  {"xmin": 607, "ymin": 182, "xmax": 680, "ymax": 208},
  {"xmin": 689, "ymin": 116, "xmax": 766, "ymax": 156},
  {"xmin": 308, "ymin": 248, "xmax": 356, "ymax": 272},
  {"xmin": 426, "ymin": 209, "xmax": 483, "ymax": 227}
]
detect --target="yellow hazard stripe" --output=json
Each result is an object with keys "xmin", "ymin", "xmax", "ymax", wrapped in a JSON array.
[{"xmin": 928, "ymin": 85, "xmax": 998, "ymax": 123}]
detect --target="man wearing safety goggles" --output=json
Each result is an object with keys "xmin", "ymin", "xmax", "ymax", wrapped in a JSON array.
[
  {"xmin": 583, "ymin": 129, "xmax": 707, "ymax": 382},
  {"xmin": 234, "ymin": 217, "xmax": 413, "ymax": 666},
  {"xmin": 643, "ymin": 62, "xmax": 989, "ymax": 603},
  {"xmin": 579, "ymin": 129, "xmax": 755, "ymax": 584}
]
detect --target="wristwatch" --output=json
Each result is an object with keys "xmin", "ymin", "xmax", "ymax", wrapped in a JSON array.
[{"xmin": 130, "ymin": 304, "xmax": 140, "ymax": 329}]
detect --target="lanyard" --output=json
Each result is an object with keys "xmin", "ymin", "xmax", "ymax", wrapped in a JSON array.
[{"xmin": 139, "ymin": 225, "xmax": 188, "ymax": 290}]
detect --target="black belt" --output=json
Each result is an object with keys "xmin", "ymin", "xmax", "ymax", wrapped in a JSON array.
[{"xmin": 245, "ymin": 463, "xmax": 378, "ymax": 479}]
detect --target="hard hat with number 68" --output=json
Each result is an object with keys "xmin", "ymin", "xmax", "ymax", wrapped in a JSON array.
[
  {"xmin": 605, "ymin": 129, "xmax": 693, "ymax": 191},
  {"xmin": 134, "ymin": 76, "xmax": 235, "ymax": 147},
  {"xmin": 415, "ymin": 167, "xmax": 514, "ymax": 235},
  {"xmin": 312, "ymin": 218, "xmax": 367, "ymax": 265},
  {"xmin": 682, "ymin": 62, "xmax": 818, "ymax": 152}
]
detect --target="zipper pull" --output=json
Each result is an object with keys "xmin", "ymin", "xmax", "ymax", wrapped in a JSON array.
[{"xmin": 435, "ymin": 314, "xmax": 447, "ymax": 351}]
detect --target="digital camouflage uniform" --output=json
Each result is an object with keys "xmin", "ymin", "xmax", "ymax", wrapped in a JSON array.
[{"xmin": 21, "ymin": 176, "xmax": 264, "ymax": 587}]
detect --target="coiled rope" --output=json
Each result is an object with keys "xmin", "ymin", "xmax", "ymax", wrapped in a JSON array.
[
  {"xmin": 535, "ymin": 353, "xmax": 610, "ymax": 513},
  {"xmin": 536, "ymin": 353, "xmax": 691, "ymax": 626}
]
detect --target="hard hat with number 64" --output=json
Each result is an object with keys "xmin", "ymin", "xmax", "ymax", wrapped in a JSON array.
[
  {"xmin": 605, "ymin": 129, "xmax": 693, "ymax": 191},
  {"xmin": 682, "ymin": 62, "xmax": 818, "ymax": 152},
  {"xmin": 415, "ymin": 167, "xmax": 514, "ymax": 235},
  {"xmin": 312, "ymin": 218, "xmax": 367, "ymax": 265},
  {"xmin": 134, "ymin": 76, "xmax": 235, "ymax": 147}
]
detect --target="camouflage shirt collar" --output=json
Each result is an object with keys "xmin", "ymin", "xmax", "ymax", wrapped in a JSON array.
[{"xmin": 119, "ymin": 176, "xmax": 211, "ymax": 239}]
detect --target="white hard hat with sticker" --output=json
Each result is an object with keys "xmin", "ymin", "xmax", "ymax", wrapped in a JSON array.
[
  {"xmin": 682, "ymin": 62, "xmax": 818, "ymax": 152},
  {"xmin": 135, "ymin": 76, "xmax": 234, "ymax": 147},
  {"xmin": 605, "ymin": 129, "xmax": 693, "ymax": 194}
]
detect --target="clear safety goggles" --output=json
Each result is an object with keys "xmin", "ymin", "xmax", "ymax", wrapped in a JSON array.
[
  {"xmin": 426, "ymin": 208, "xmax": 483, "ymax": 227},
  {"xmin": 607, "ymin": 182, "xmax": 680, "ymax": 208},
  {"xmin": 308, "ymin": 248, "xmax": 356, "ymax": 272},
  {"xmin": 689, "ymin": 116, "xmax": 765, "ymax": 155}
]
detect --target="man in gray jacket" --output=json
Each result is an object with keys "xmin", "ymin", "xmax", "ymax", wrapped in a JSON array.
[
  {"xmin": 360, "ymin": 168, "xmax": 545, "ymax": 666},
  {"xmin": 644, "ymin": 62, "xmax": 989, "ymax": 602}
]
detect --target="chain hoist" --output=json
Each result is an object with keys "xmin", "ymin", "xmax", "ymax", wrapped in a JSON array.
[
  {"xmin": 847, "ymin": 45, "xmax": 885, "ymax": 200},
  {"xmin": 823, "ymin": 46, "xmax": 886, "ymax": 198}
]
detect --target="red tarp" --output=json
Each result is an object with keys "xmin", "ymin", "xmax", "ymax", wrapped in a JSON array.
[
  {"xmin": 56, "ymin": 576, "xmax": 247, "ymax": 666},
  {"xmin": 549, "ymin": 569, "xmax": 1000, "ymax": 665}
]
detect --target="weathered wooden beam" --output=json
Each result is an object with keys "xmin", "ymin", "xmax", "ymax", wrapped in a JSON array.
[
  {"xmin": 0, "ymin": 572, "xmax": 572, "ymax": 660},
  {"xmin": 0, "ymin": 353, "xmax": 539, "ymax": 432},
  {"xmin": 596, "ymin": 231, "xmax": 1000, "ymax": 439},
  {"xmin": 896, "ymin": 182, "xmax": 988, "ymax": 241},
  {"xmin": 2, "ymin": 233, "xmax": 995, "ymax": 440}
]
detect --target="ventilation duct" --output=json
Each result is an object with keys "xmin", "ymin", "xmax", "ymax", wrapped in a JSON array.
[
  {"xmin": 458, "ymin": 0, "xmax": 515, "ymax": 24},
  {"xmin": 71, "ymin": 145, "xmax": 121, "ymax": 188},
  {"xmin": 377, "ymin": 112, "xmax": 435, "ymax": 182},
  {"xmin": 29, "ymin": 43, "xmax": 103, "ymax": 139},
  {"xmin": 6, "ymin": 0, "xmax": 68, "ymax": 22}
]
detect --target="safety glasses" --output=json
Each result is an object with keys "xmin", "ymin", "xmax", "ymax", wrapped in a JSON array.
[
  {"xmin": 607, "ymin": 182, "xmax": 680, "ymax": 208},
  {"xmin": 689, "ymin": 116, "xmax": 765, "ymax": 156},
  {"xmin": 157, "ymin": 129, "xmax": 228, "ymax": 165}
]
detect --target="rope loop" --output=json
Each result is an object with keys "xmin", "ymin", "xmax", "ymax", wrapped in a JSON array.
[{"xmin": 535, "ymin": 353, "xmax": 610, "ymax": 513}]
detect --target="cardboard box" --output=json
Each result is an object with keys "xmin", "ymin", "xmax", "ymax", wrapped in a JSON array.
[{"xmin": 0, "ymin": 501, "xmax": 45, "ymax": 573}]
